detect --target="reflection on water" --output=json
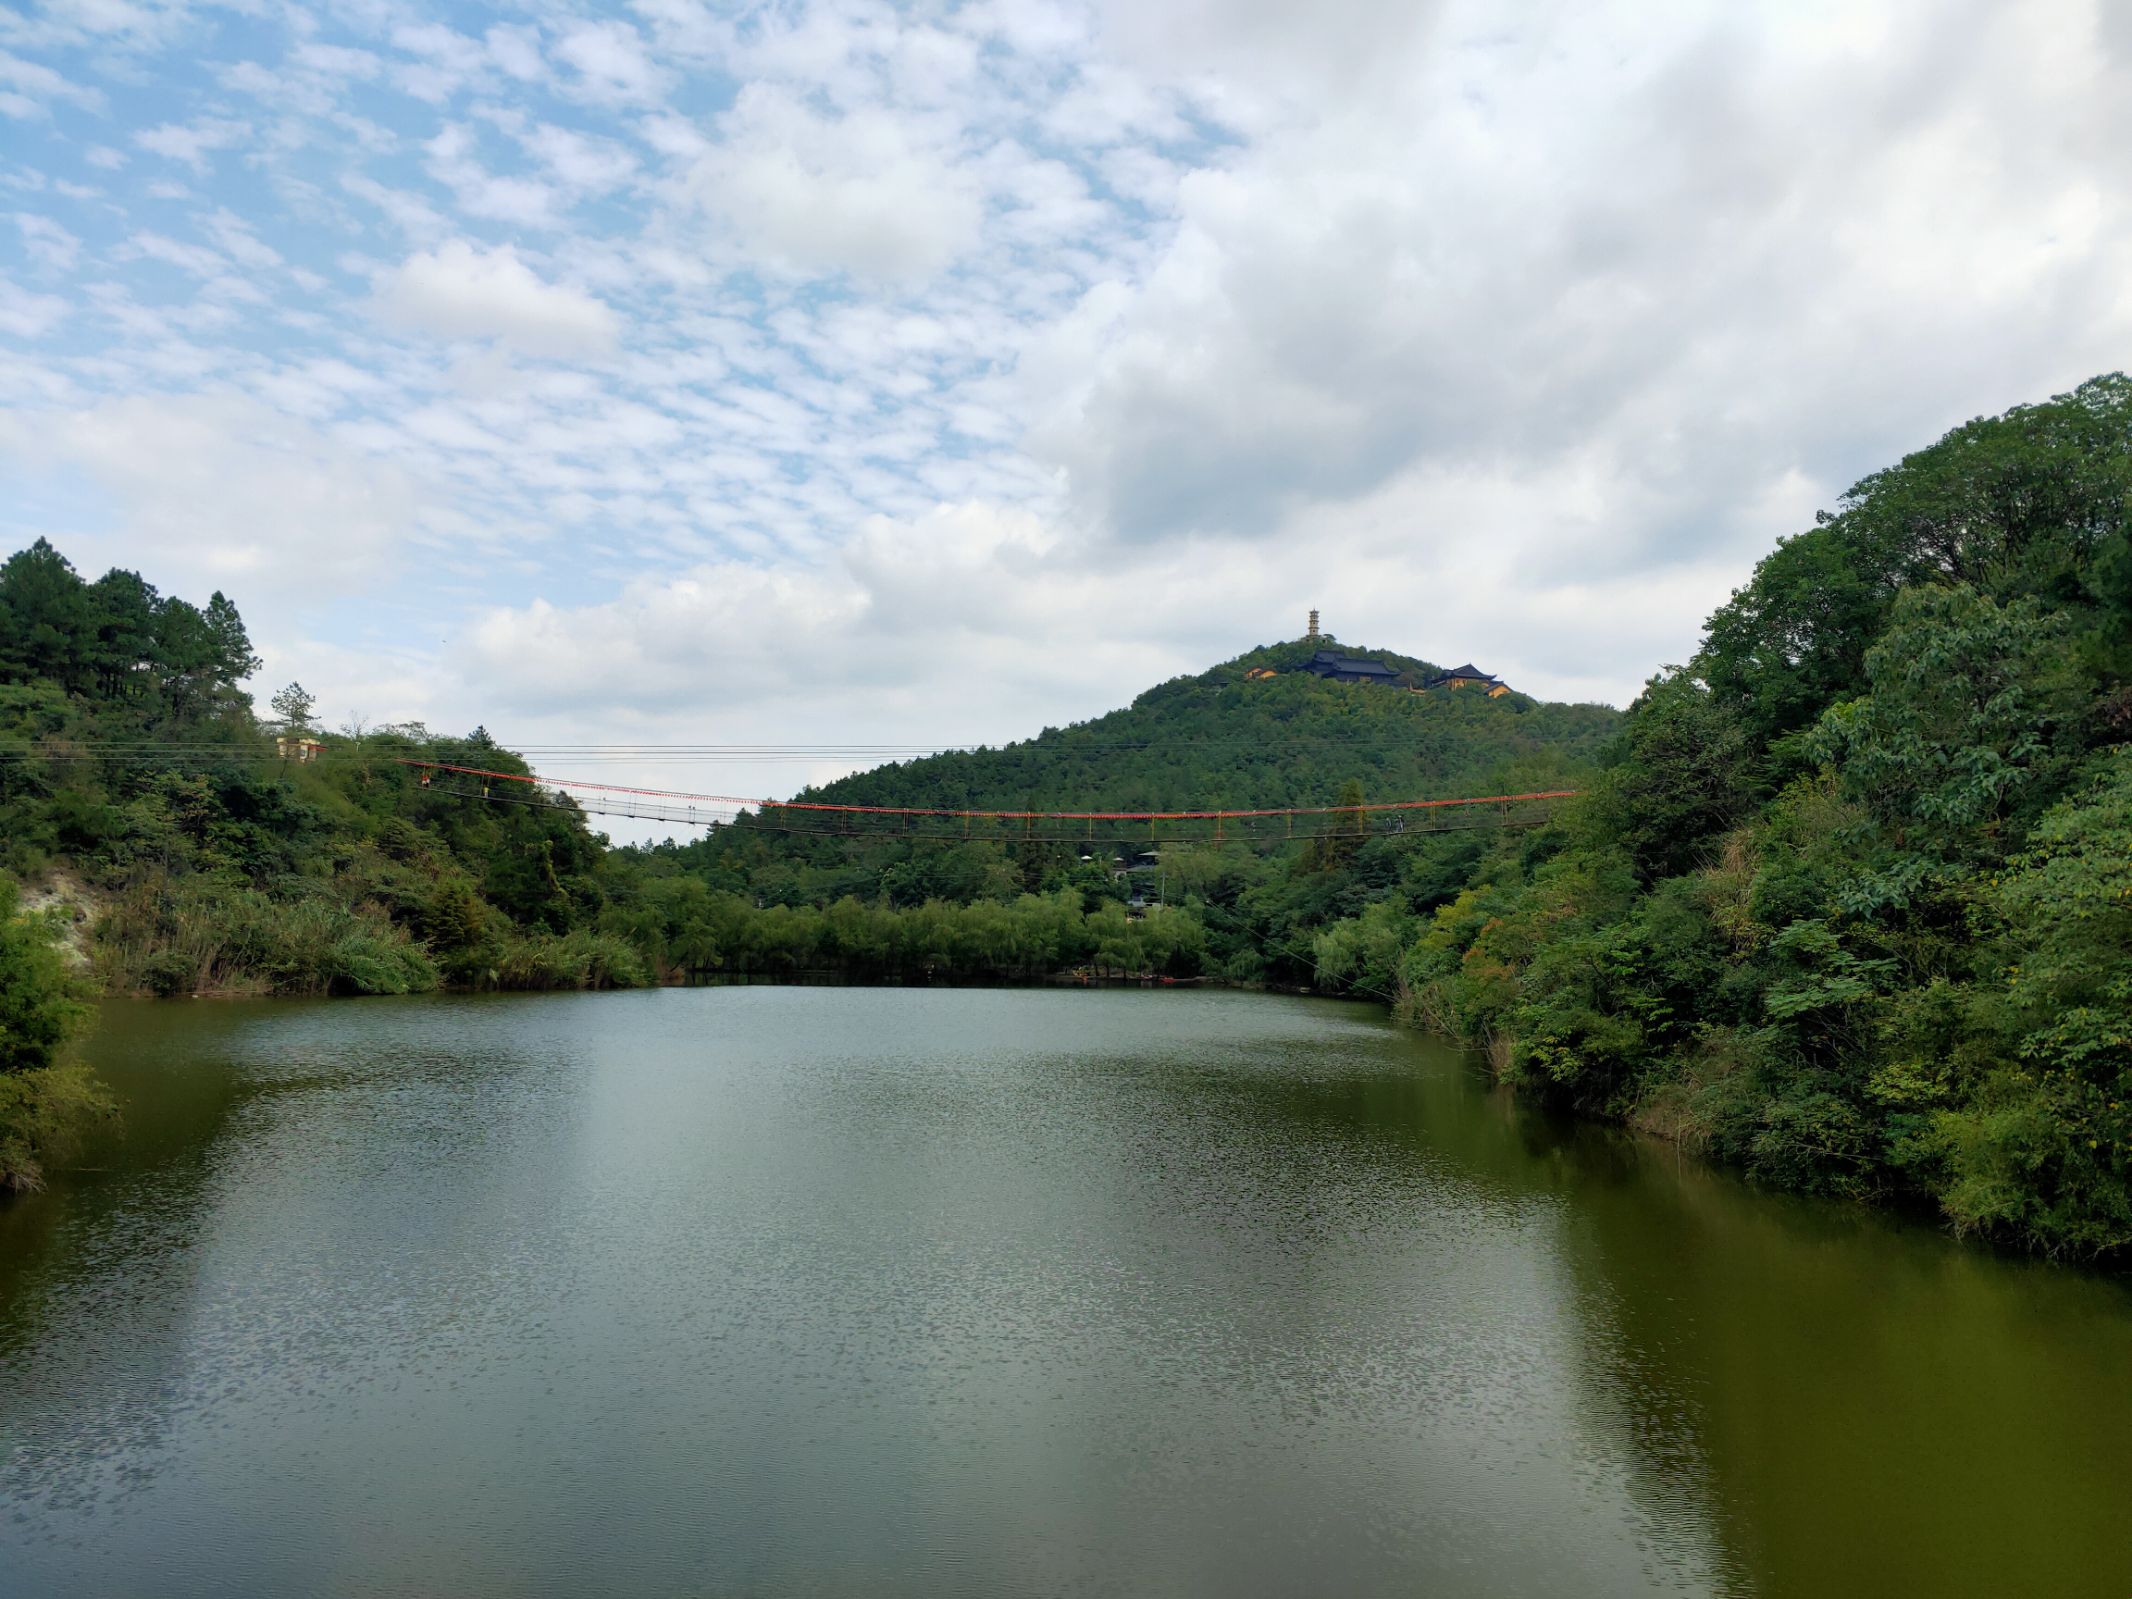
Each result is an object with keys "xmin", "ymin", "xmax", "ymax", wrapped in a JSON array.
[{"xmin": 1, "ymin": 988, "xmax": 2127, "ymax": 1598}]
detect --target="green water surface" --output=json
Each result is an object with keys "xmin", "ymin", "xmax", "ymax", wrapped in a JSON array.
[{"xmin": 1, "ymin": 987, "xmax": 2126, "ymax": 1597}]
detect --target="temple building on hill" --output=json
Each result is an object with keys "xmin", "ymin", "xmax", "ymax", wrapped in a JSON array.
[
  {"xmin": 1305, "ymin": 649, "xmax": 1400, "ymax": 685},
  {"xmin": 1423, "ymin": 663, "xmax": 1510, "ymax": 697},
  {"xmin": 1284, "ymin": 614, "xmax": 1509, "ymax": 694}
]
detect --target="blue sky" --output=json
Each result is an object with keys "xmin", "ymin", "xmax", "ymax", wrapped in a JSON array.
[{"xmin": 3, "ymin": 0, "xmax": 2129, "ymax": 809}]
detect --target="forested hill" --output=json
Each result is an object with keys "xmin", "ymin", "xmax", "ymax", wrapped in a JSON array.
[
  {"xmin": 663, "ymin": 640, "xmax": 1618, "ymax": 910},
  {"xmin": 742, "ymin": 641, "xmax": 1616, "ymax": 817}
]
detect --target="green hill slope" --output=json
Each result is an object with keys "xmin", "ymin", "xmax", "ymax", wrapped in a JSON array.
[{"xmin": 777, "ymin": 637, "xmax": 1618, "ymax": 816}]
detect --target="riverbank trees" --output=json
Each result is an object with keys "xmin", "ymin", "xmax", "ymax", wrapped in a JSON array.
[
  {"xmin": 595, "ymin": 877, "xmax": 1209, "ymax": 983},
  {"xmin": 0, "ymin": 543, "xmax": 649, "ymax": 999},
  {"xmin": 1390, "ymin": 375, "xmax": 2132, "ymax": 1255}
]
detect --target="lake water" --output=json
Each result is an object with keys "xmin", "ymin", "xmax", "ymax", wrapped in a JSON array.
[{"xmin": 2, "ymin": 987, "xmax": 2128, "ymax": 1597}]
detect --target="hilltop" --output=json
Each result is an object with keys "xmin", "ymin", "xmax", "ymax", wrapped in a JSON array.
[
  {"xmin": 657, "ymin": 636, "xmax": 1619, "ymax": 912},
  {"xmin": 770, "ymin": 636, "xmax": 1617, "ymax": 817}
]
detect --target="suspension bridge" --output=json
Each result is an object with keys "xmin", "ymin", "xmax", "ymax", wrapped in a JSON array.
[{"xmin": 398, "ymin": 759, "xmax": 1576, "ymax": 848}]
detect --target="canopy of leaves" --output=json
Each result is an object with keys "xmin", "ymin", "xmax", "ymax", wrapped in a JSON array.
[{"xmin": 1395, "ymin": 374, "xmax": 2132, "ymax": 1255}]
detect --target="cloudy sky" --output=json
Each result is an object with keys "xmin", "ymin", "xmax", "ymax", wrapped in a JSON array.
[{"xmin": 3, "ymin": 0, "xmax": 2129, "ymax": 811}]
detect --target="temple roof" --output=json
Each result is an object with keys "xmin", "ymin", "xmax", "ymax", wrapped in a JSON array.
[{"xmin": 1310, "ymin": 650, "xmax": 1398, "ymax": 675}]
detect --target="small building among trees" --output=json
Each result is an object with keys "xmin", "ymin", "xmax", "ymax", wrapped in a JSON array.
[
  {"xmin": 1304, "ymin": 650, "xmax": 1400, "ymax": 685},
  {"xmin": 1422, "ymin": 664, "xmax": 1510, "ymax": 696}
]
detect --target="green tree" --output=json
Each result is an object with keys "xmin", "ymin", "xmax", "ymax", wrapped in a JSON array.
[
  {"xmin": 271, "ymin": 682, "xmax": 318, "ymax": 731},
  {"xmin": 84, "ymin": 568, "xmax": 160, "ymax": 699},
  {"xmin": 1599, "ymin": 670, "xmax": 1757, "ymax": 882},
  {"xmin": 1928, "ymin": 751, "xmax": 2132, "ymax": 1255},
  {"xmin": 1310, "ymin": 779, "xmax": 1368, "ymax": 871},
  {"xmin": 0, "ymin": 538, "xmax": 92, "ymax": 691},
  {"xmin": 1700, "ymin": 373, "xmax": 2132, "ymax": 744},
  {"xmin": 1811, "ymin": 586, "xmax": 2081, "ymax": 855},
  {"xmin": 203, "ymin": 592, "xmax": 262, "ymax": 693}
]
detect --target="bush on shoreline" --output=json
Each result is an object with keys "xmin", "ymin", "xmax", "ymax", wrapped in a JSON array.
[{"xmin": 0, "ymin": 878, "xmax": 114, "ymax": 1192}]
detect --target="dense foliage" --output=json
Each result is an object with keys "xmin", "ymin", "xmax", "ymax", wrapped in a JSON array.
[
  {"xmin": 643, "ymin": 375, "xmax": 2132, "ymax": 1257},
  {"xmin": 1392, "ymin": 375, "xmax": 2132, "ymax": 1256},
  {"xmin": 0, "ymin": 538, "xmax": 650, "ymax": 999}
]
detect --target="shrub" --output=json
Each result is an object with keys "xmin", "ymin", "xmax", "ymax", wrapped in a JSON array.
[{"xmin": 0, "ymin": 878, "xmax": 113, "ymax": 1192}]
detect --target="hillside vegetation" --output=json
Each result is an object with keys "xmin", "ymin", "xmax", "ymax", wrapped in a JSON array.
[
  {"xmin": 668, "ymin": 637, "xmax": 1614, "ymax": 920},
  {"xmin": 1392, "ymin": 374, "xmax": 2132, "ymax": 1255},
  {"xmin": 0, "ymin": 537, "xmax": 1613, "ymax": 1184},
  {"xmin": 0, "ymin": 538, "xmax": 650, "ymax": 1004}
]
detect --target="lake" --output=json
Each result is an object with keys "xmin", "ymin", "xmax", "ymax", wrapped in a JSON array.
[{"xmin": 2, "ymin": 987, "xmax": 2128, "ymax": 1597}]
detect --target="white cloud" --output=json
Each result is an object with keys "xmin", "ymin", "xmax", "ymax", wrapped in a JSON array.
[
  {"xmin": 0, "ymin": 0, "xmax": 195, "ymax": 51},
  {"xmin": 1091, "ymin": 0, "xmax": 1442, "ymax": 130},
  {"xmin": 637, "ymin": 111, "xmax": 709, "ymax": 162},
  {"xmin": 693, "ymin": 83, "xmax": 983, "ymax": 281},
  {"xmin": 372, "ymin": 239, "xmax": 621, "ymax": 357},
  {"xmin": 388, "ymin": 22, "xmax": 487, "ymax": 104},
  {"xmin": 11, "ymin": 210, "xmax": 80, "ymax": 270},
  {"xmin": 204, "ymin": 207, "xmax": 283, "ymax": 269},
  {"xmin": 5, "ymin": 0, "xmax": 2132, "ymax": 790},
  {"xmin": 0, "ymin": 394, "xmax": 433, "ymax": 597},
  {"xmin": 125, "ymin": 229, "xmax": 226, "ymax": 277},
  {"xmin": 0, "ymin": 275, "xmax": 68, "ymax": 337},
  {"xmin": 554, "ymin": 20, "xmax": 667, "ymax": 105},
  {"xmin": 521, "ymin": 123, "xmax": 638, "ymax": 195},
  {"xmin": 290, "ymin": 42, "xmax": 381, "ymax": 81},
  {"xmin": 343, "ymin": 173, "xmax": 449, "ymax": 239},
  {"xmin": 494, "ymin": 515, "xmax": 1042, "ymax": 714},
  {"xmin": 485, "ymin": 24, "xmax": 546, "ymax": 83},
  {"xmin": 133, "ymin": 116, "xmax": 247, "ymax": 172},
  {"xmin": 0, "ymin": 47, "xmax": 102, "ymax": 112},
  {"xmin": 1028, "ymin": 0, "xmax": 2132, "ymax": 561},
  {"xmin": 453, "ymin": 467, "xmax": 1723, "ymax": 761},
  {"xmin": 423, "ymin": 123, "xmax": 558, "ymax": 227}
]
